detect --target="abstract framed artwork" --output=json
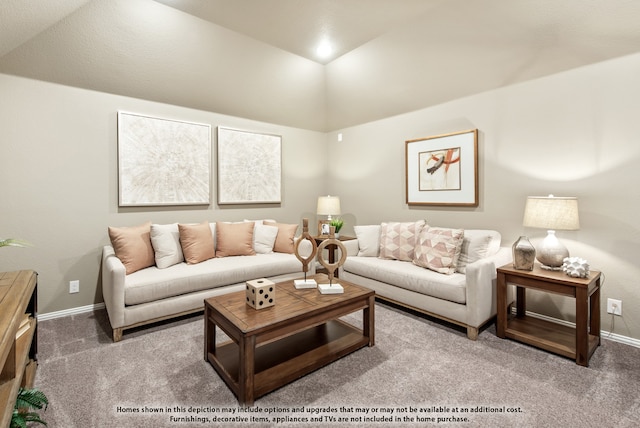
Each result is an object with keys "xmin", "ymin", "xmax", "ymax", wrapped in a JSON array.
[
  {"xmin": 117, "ymin": 111, "xmax": 211, "ymax": 206},
  {"xmin": 217, "ymin": 127, "xmax": 282, "ymax": 204},
  {"xmin": 405, "ymin": 129, "xmax": 478, "ymax": 206}
]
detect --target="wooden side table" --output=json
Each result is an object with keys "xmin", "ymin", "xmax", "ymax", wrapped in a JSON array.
[
  {"xmin": 496, "ymin": 263, "xmax": 602, "ymax": 367},
  {"xmin": 313, "ymin": 235, "xmax": 355, "ymax": 277}
]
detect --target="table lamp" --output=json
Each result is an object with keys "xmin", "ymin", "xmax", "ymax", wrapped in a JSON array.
[
  {"xmin": 523, "ymin": 195, "xmax": 580, "ymax": 270},
  {"xmin": 317, "ymin": 195, "xmax": 341, "ymax": 220}
]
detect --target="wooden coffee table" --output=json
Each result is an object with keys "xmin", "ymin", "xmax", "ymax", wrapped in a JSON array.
[{"xmin": 204, "ymin": 274, "xmax": 375, "ymax": 404}]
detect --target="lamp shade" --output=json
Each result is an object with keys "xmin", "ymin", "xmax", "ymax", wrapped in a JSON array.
[
  {"xmin": 523, "ymin": 195, "xmax": 579, "ymax": 230},
  {"xmin": 317, "ymin": 195, "xmax": 341, "ymax": 216}
]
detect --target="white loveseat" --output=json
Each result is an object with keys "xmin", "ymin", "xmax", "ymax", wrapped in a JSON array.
[
  {"xmin": 102, "ymin": 220, "xmax": 312, "ymax": 341},
  {"xmin": 339, "ymin": 221, "xmax": 512, "ymax": 340}
]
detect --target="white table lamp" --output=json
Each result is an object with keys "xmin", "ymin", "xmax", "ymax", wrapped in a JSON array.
[
  {"xmin": 317, "ymin": 195, "xmax": 341, "ymax": 221},
  {"xmin": 523, "ymin": 195, "xmax": 580, "ymax": 270}
]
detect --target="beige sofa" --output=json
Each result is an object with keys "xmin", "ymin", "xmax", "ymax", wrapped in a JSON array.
[
  {"xmin": 339, "ymin": 222, "xmax": 512, "ymax": 340},
  {"xmin": 102, "ymin": 220, "xmax": 312, "ymax": 341}
]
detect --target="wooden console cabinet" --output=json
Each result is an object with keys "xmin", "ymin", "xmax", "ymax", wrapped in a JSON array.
[{"xmin": 0, "ymin": 270, "xmax": 38, "ymax": 428}]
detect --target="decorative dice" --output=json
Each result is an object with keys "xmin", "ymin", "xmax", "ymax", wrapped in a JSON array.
[{"xmin": 246, "ymin": 278, "xmax": 276, "ymax": 309}]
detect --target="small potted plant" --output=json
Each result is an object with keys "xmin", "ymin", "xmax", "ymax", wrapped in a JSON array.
[{"xmin": 329, "ymin": 218, "xmax": 344, "ymax": 238}]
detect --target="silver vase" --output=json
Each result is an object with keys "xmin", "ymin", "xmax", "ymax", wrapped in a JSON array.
[{"xmin": 512, "ymin": 236, "xmax": 536, "ymax": 270}]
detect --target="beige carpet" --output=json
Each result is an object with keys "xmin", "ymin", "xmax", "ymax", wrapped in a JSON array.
[{"xmin": 34, "ymin": 302, "xmax": 640, "ymax": 427}]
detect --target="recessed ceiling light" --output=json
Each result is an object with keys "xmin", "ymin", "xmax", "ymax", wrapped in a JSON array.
[{"xmin": 316, "ymin": 41, "xmax": 332, "ymax": 58}]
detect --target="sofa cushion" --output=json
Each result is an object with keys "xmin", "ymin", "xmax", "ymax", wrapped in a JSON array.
[
  {"xmin": 354, "ymin": 225, "xmax": 380, "ymax": 257},
  {"xmin": 264, "ymin": 221, "xmax": 298, "ymax": 254},
  {"xmin": 253, "ymin": 224, "xmax": 279, "ymax": 254},
  {"xmin": 150, "ymin": 223, "xmax": 184, "ymax": 269},
  {"xmin": 108, "ymin": 222, "xmax": 155, "ymax": 275},
  {"xmin": 413, "ymin": 226, "xmax": 464, "ymax": 274},
  {"xmin": 123, "ymin": 253, "xmax": 301, "ymax": 305},
  {"xmin": 379, "ymin": 220, "xmax": 426, "ymax": 261},
  {"xmin": 216, "ymin": 221, "xmax": 256, "ymax": 257},
  {"xmin": 343, "ymin": 256, "xmax": 466, "ymax": 304},
  {"xmin": 456, "ymin": 230, "xmax": 502, "ymax": 273},
  {"xmin": 178, "ymin": 221, "xmax": 216, "ymax": 264}
]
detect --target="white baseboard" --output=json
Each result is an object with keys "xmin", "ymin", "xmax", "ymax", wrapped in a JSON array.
[
  {"xmin": 513, "ymin": 309, "xmax": 640, "ymax": 349},
  {"xmin": 38, "ymin": 303, "xmax": 640, "ymax": 349},
  {"xmin": 37, "ymin": 302, "xmax": 105, "ymax": 321}
]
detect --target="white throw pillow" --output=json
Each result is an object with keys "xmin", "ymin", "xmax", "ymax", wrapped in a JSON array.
[
  {"xmin": 354, "ymin": 225, "xmax": 381, "ymax": 257},
  {"xmin": 253, "ymin": 224, "xmax": 279, "ymax": 254},
  {"xmin": 150, "ymin": 223, "xmax": 184, "ymax": 269},
  {"xmin": 456, "ymin": 230, "xmax": 502, "ymax": 273}
]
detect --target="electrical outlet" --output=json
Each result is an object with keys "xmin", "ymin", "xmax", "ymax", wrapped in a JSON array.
[
  {"xmin": 69, "ymin": 280, "xmax": 80, "ymax": 294},
  {"xmin": 607, "ymin": 298, "xmax": 622, "ymax": 316}
]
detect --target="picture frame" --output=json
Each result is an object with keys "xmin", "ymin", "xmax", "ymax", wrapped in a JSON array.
[
  {"xmin": 217, "ymin": 127, "xmax": 282, "ymax": 204},
  {"xmin": 405, "ymin": 129, "xmax": 478, "ymax": 206},
  {"xmin": 117, "ymin": 111, "xmax": 211, "ymax": 207},
  {"xmin": 318, "ymin": 220, "xmax": 331, "ymax": 236}
]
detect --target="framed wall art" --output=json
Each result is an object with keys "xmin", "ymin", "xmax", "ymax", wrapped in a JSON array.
[
  {"xmin": 117, "ymin": 111, "xmax": 211, "ymax": 206},
  {"xmin": 217, "ymin": 127, "xmax": 282, "ymax": 204},
  {"xmin": 405, "ymin": 129, "xmax": 478, "ymax": 206}
]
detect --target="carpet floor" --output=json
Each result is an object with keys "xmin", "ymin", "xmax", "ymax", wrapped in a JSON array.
[{"xmin": 33, "ymin": 302, "xmax": 640, "ymax": 427}]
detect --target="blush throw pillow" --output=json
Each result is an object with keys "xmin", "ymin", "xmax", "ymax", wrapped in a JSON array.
[
  {"xmin": 379, "ymin": 220, "xmax": 426, "ymax": 261},
  {"xmin": 413, "ymin": 226, "xmax": 465, "ymax": 274},
  {"xmin": 215, "ymin": 221, "xmax": 256, "ymax": 257},
  {"xmin": 264, "ymin": 221, "xmax": 298, "ymax": 254},
  {"xmin": 178, "ymin": 221, "xmax": 216, "ymax": 264},
  {"xmin": 108, "ymin": 222, "xmax": 155, "ymax": 274},
  {"xmin": 150, "ymin": 223, "xmax": 184, "ymax": 268}
]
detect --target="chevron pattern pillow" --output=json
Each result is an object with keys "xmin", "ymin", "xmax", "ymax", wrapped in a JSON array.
[
  {"xmin": 413, "ymin": 226, "xmax": 464, "ymax": 274},
  {"xmin": 378, "ymin": 220, "xmax": 426, "ymax": 261}
]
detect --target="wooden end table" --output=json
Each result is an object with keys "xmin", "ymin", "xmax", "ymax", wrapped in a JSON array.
[
  {"xmin": 496, "ymin": 263, "xmax": 602, "ymax": 366},
  {"xmin": 204, "ymin": 274, "xmax": 374, "ymax": 404}
]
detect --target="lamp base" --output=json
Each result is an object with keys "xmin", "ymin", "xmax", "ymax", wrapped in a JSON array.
[
  {"xmin": 318, "ymin": 283, "xmax": 344, "ymax": 294},
  {"xmin": 536, "ymin": 230, "xmax": 569, "ymax": 269},
  {"xmin": 539, "ymin": 264, "xmax": 564, "ymax": 271}
]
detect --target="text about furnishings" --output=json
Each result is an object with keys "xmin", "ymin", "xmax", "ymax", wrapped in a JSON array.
[{"xmin": 115, "ymin": 403, "xmax": 525, "ymax": 425}]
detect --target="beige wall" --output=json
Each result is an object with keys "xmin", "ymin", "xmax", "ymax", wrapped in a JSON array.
[
  {"xmin": 2, "ymin": 51, "xmax": 639, "ymax": 341},
  {"xmin": 327, "ymin": 53, "xmax": 640, "ymax": 340},
  {"xmin": 0, "ymin": 73, "xmax": 327, "ymax": 314}
]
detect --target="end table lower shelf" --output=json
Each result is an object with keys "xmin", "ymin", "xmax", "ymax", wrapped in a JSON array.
[{"xmin": 504, "ymin": 315, "xmax": 600, "ymax": 361}]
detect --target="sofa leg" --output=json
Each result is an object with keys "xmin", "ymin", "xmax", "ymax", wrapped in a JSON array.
[
  {"xmin": 112, "ymin": 328, "xmax": 123, "ymax": 342},
  {"xmin": 466, "ymin": 327, "xmax": 479, "ymax": 341}
]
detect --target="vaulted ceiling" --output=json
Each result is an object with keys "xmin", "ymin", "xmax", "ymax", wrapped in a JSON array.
[{"xmin": 2, "ymin": 0, "xmax": 640, "ymax": 131}]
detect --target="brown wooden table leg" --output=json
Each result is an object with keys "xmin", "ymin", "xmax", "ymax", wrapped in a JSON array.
[
  {"xmin": 590, "ymin": 278, "xmax": 601, "ymax": 343},
  {"xmin": 516, "ymin": 286, "xmax": 526, "ymax": 318},
  {"xmin": 496, "ymin": 271, "xmax": 506, "ymax": 338},
  {"xmin": 239, "ymin": 335, "xmax": 256, "ymax": 405},
  {"xmin": 575, "ymin": 287, "xmax": 588, "ymax": 366},
  {"xmin": 364, "ymin": 295, "xmax": 375, "ymax": 346},
  {"xmin": 204, "ymin": 306, "xmax": 210, "ymax": 361}
]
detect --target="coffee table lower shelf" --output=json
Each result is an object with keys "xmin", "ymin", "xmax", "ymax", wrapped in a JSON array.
[
  {"xmin": 505, "ymin": 316, "xmax": 599, "ymax": 361},
  {"xmin": 208, "ymin": 320, "xmax": 369, "ymax": 402}
]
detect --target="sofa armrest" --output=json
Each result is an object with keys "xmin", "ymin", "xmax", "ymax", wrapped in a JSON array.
[
  {"xmin": 464, "ymin": 247, "xmax": 512, "ymax": 327},
  {"xmin": 102, "ymin": 245, "xmax": 126, "ymax": 329}
]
